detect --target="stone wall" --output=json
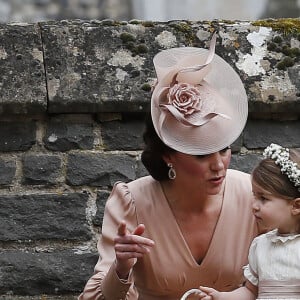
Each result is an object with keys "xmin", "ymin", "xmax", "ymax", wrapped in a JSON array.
[{"xmin": 0, "ymin": 19, "xmax": 299, "ymax": 299}]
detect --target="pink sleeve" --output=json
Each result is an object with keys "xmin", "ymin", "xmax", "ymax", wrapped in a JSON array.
[{"xmin": 78, "ymin": 182, "xmax": 139, "ymax": 300}]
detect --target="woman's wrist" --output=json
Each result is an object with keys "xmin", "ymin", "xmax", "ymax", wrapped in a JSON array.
[{"xmin": 114, "ymin": 260, "xmax": 130, "ymax": 280}]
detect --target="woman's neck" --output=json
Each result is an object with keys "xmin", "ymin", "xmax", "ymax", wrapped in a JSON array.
[{"xmin": 161, "ymin": 179, "xmax": 223, "ymax": 213}]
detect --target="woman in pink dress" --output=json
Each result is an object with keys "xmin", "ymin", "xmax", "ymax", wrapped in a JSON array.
[{"xmin": 79, "ymin": 33, "xmax": 260, "ymax": 300}]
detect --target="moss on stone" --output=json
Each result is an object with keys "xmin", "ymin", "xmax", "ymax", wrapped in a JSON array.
[
  {"xmin": 141, "ymin": 83, "xmax": 151, "ymax": 92},
  {"xmin": 219, "ymin": 19, "xmax": 236, "ymax": 24},
  {"xmin": 101, "ymin": 19, "xmax": 119, "ymax": 26},
  {"xmin": 252, "ymin": 18, "xmax": 300, "ymax": 35},
  {"xmin": 267, "ymin": 42, "xmax": 277, "ymax": 51},
  {"xmin": 273, "ymin": 35, "xmax": 282, "ymax": 43},
  {"xmin": 276, "ymin": 56, "xmax": 295, "ymax": 70},
  {"xmin": 136, "ymin": 44, "xmax": 148, "ymax": 54},
  {"xmin": 141, "ymin": 21, "xmax": 155, "ymax": 27},
  {"xmin": 169, "ymin": 22, "xmax": 196, "ymax": 45},
  {"xmin": 282, "ymin": 45, "xmax": 300, "ymax": 57},
  {"xmin": 289, "ymin": 47, "xmax": 300, "ymax": 57},
  {"xmin": 129, "ymin": 19, "xmax": 141, "ymax": 25},
  {"xmin": 120, "ymin": 32, "xmax": 136, "ymax": 43}
]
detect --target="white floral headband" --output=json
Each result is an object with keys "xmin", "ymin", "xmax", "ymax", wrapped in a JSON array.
[{"xmin": 263, "ymin": 143, "xmax": 300, "ymax": 192}]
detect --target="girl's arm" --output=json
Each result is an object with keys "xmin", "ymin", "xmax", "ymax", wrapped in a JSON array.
[{"xmin": 199, "ymin": 281, "xmax": 257, "ymax": 300}]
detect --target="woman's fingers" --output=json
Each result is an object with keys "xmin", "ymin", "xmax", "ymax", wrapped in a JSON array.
[
  {"xmin": 115, "ymin": 221, "xmax": 155, "ymax": 248},
  {"xmin": 133, "ymin": 223, "xmax": 145, "ymax": 235},
  {"xmin": 115, "ymin": 233, "xmax": 154, "ymax": 246},
  {"xmin": 199, "ymin": 286, "xmax": 215, "ymax": 293},
  {"xmin": 199, "ymin": 293, "xmax": 213, "ymax": 300},
  {"xmin": 180, "ymin": 289, "xmax": 209, "ymax": 300},
  {"xmin": 199, "ymin": 286, "xmax": 218, "ymax": 299},
  {"xmin": 115, "ymin": 242, "xmax": 152, "ymax": 254},
  {"xmin": 117, "ymin": 220, "xmax": 127, "ymax": 236}
]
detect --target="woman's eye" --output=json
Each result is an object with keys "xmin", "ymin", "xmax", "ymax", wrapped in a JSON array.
[{"xmin": 220, "ymin": 146, "xmax": 231, "ymax": 153}]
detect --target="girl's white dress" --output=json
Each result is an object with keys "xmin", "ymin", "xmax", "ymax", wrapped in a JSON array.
[{"xmin": 243, "ymin": 229, "xmax": 300, "ymax": 300}]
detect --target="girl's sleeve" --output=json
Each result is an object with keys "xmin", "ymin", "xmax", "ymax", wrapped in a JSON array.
[
  {"xmin": 243, "ymin": 237, "xmax": 259, "ymax": 286},
  {"xmin": 78, "ymin": 182, "xmax": 139, "ymax": 300}
]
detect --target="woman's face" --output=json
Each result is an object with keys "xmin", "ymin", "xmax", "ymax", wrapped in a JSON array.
[{"xmin": 167, "ymin": 147, "xmax": 231, "ymax": 195}]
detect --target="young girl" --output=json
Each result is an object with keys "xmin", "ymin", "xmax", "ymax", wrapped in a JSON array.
[{"xmin": 181, "ymin": 143, "xmax": 300, "ymax": 300}]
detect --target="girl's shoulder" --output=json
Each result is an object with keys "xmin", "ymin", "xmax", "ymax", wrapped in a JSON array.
[{"xmin": 252, "ymin": 229, "xmax": 300, "ymax": 246}]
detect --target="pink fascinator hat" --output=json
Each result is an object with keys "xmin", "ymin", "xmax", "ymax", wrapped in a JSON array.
[{"xmin": 151, "ymin": 33, "xmax": 248, "ymax": 155}]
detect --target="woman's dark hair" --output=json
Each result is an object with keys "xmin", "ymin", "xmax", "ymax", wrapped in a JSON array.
[{"xmin": 141, "ymin": 113, "xmax": 175, "ymax": 181}]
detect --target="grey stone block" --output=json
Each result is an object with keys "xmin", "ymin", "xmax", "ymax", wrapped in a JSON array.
[
  {"xmin": 0, "ymin": 122, "xmax": 36, "ymax": 151},
  {"xmin": 92, "ymin": 190, "xmax": 111, "ymax": 226},
  {"xmin": 0, "ymin": 193, "xmax": 90, "ymax": 241},
  {"xmin": 0, "ymin": 250, "xmax": 98, "ymax": 295},
  {"xmin": 41, "ymin": 20, "xmax": 155, "ymax": 113},
  {"xmin": 39, "ymin": 20, "xmax": 300, "ymax": 115},
  {"xmin": 0, "ymin": 24, "xmax": 47, "ymax": 114},
  {"xmin": 44, "ymin": 122, "xmax": 94, "ymax": 151},
  {"xmin": 244, "ymin": 120, "xmax": 300, "ymax": 149},
  {"xmin": 230, "ymin": 153, "xmax": 263, "ymax": 173},
  {"xmin": 22, "ymin": 154, "xmax": 62, "ymax": 185},
  {"xmin": 101, "ymin": 120, "xmax": 145, "ymax": 150},
  {"xmin": 66, "ymin": 153, "xmax": 136, "ymax": 187},
  {"xmin": 0, "ymin": 158, "xmax": 16, "ymax": 185},
  {"xmin": 230, "ymin": 134, "xmax": 243, "ymax": 153},
  {"xmin": 136, "ymin": 159, "xmax": 149, "ymax": 178}
]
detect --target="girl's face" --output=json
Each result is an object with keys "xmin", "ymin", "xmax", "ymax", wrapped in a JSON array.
[
  {"xmin": 167, "ymin": 147, "xmax": 231, "ymax": 195},
  {"xmin": 252, "ymin": 182, "xmax": 296, "ymax": 234}
]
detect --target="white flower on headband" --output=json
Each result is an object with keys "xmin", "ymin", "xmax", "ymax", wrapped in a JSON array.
[
  {"xmin": 263, "ymin": 143, "xmax": 300, "ymax": 192},
  {"xmin": 167, "ymin": 82, "xmax": 201, "ymax": 116}
]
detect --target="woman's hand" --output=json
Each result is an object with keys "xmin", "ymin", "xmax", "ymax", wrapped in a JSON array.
[
  {"xmin": 114, "ymin": 220, "xmax": 155, "ymax": 279},
  {"xmin": 199, "ymin": 285, "xmax": 256, "ymax": 300},
  {"xmin": 197, "ymin": 286, "xmax": 222, "ymax": 300}
]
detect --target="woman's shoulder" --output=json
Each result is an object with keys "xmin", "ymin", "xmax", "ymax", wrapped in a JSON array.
[
  {"xmin": 127, "ymin": 175, "xmax": 161, "ymax": 202},
  {"xmin": 112, "ymin": 175, "xmax": 155, "ymax": 192},
  {"xmin": 128, "ymin": 175, "xmax": 157, "ymax": 186},
  {"xmin": 109, "ymin": 176, "xmax": 158, "ymax": 203},
  {"xmin": 226, "ymin": 169, "xmax": 252, "ymax": 191},
  {"xmin": 227, "ymin": 169, "xmax": 251, "ymax": 180},
  {"xmin": 107, "ymin": 176, "xmax": 160, "ymax": 217}
]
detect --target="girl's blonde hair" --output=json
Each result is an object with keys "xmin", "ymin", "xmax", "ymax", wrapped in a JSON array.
[{"xmin": 252, "ymin": 148, "xmax": 300, "ymax": 200}]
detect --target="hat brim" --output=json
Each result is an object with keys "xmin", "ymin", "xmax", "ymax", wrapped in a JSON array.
[{"xmin": 151, "ymin": 47, "xmax": 248, "ymax": 155}]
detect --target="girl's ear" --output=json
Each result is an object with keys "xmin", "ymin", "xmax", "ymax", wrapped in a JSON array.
[{"xmin": 291, "ymin": 198, "xmax": 300, "ymax": 216}]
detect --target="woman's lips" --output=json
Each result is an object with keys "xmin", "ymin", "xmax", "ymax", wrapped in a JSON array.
[{"xmin": 209, "ymin": 176, "xmax": 224, "ymax": 185}]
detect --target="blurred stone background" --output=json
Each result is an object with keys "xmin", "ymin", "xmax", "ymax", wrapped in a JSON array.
[
  {"xmin": 0, "ymin": 1, "xmax": 299, "ymax": 299},
  {"xmin": 0, "ymin": 0, "xmax": 299, "ymax": 23}
]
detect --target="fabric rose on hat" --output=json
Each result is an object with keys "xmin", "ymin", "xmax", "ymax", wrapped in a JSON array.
[
  {"xmin": 158, "ymin": 79, "xmax": 227, "ymax": 127},
  {"xmin": 154, "ymin": 33, "xmax": 230, "ymax": 128},
  {"xmin": 167, "ymin": 82, "xmax": 201, "ymax": 116}
]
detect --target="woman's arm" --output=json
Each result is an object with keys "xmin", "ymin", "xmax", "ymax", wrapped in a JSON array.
[{"xmin": 78, "ymin": 182, "xmax": 154, "ymax": 300}]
